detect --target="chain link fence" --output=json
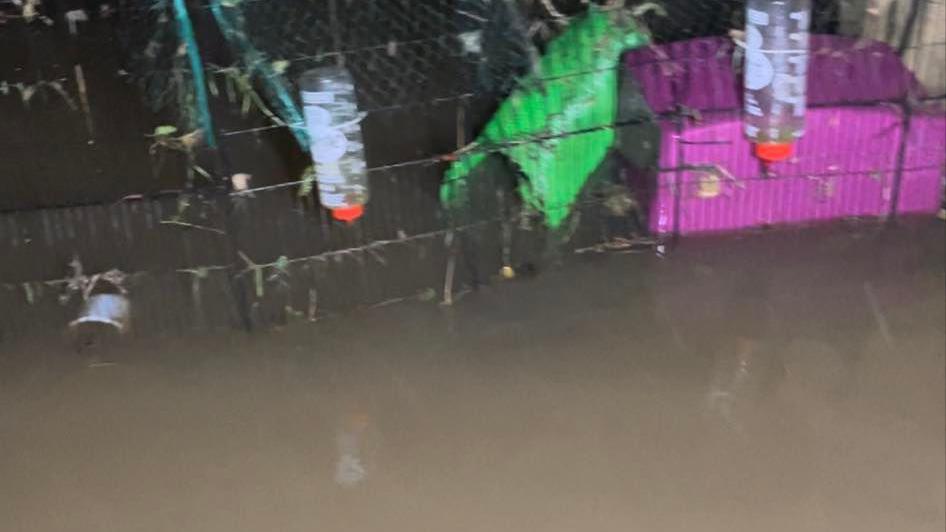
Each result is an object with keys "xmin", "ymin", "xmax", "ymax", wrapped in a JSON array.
[{"xmin": 1, "ymin": 0, "xmax": 943, "ymax": 343}]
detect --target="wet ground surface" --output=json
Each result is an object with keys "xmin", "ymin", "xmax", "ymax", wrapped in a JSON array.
[{"xmin": 1, "ymin": 221, "xmax": 944, "ymax": 532}]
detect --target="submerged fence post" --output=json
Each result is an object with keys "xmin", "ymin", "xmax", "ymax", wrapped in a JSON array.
[
  {"xmin": 671, "ymin": 111, "xmax": 686, "ymax": 248},
  {"xmin": 888, "ymin": 99, "xmax": 914, "ymax": 222}
]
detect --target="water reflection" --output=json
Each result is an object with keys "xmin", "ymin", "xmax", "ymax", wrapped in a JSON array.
[
  {"xmin": 1, "ymin": 225, "xmax": 942, "ymax": 531},
  {"xmin": 334, "ymin": 412, "xmax": 375, "ymax": 487}
]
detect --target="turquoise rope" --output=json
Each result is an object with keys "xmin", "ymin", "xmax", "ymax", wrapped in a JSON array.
[
  {"xmin": 208, "ymin": 0, "xmax": 309, "ymax": 150},
  {"xmin": 172, "ymin": 0, "xmax": 217, "ymax": 148}
]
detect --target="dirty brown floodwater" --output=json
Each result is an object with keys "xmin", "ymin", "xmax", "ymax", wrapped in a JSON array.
[{"xmin": 1, "ymin": 221, "xmax": 944, "ymax": 532}]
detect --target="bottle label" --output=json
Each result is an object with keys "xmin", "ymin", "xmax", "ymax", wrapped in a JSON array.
[
  {"xmin": 745, "ymin": 93, "xmax": 763, "ymax": 117},
  {"xmin": 744, "ymin": 26, "xmax": 774, "ymax": 91},
  {"xmin": 319, "ymin": 191, "xmax": 347, "ymax": 208},
  {"xmin": 309, "ymin": 127, "xmax": 349, "ymax": 164},
  {"xmin": 746, "ymin": 8, "xmax": 769, "ymax": 26},
  {"xmin": 302, "ymin": 91, "xmax": 335, "ymax": 105},
  {"xmin": 303, "ymin": 105, "xmax": 332, "ymax": 128},
  {"xmin": 743, "ymin": 3, "xmax": 809, "ymax": 141}
]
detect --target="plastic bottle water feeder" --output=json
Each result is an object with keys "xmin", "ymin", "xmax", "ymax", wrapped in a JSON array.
[
  {"xmin": 300, "ymin": 66, "xmax": 369, "ymax": 223},
  {"xmin": 743, "ymin": 0, "xmax": 810, "ymax": 163}
]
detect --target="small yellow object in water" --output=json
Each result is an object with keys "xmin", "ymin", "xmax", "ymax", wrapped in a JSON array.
[
  {"xmin": 696, "ymin": 173, "xmax": 721, "ymax": 199},
  {"xmin": 501, "ymin": 266, "xmax": 516, "ymax": 279}
]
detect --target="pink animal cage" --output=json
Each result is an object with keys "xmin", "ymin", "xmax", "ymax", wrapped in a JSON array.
[{"xmin": 623, "ymin": 35, "xmax": 946, "ymax": 236}]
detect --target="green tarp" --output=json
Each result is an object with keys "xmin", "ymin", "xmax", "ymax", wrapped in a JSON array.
[{"xmin": 441, "ymin": 8, "xmax": 649, "ymax": 228}]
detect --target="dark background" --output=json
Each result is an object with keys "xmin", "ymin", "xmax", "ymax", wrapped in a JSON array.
[{"xmin": 0, "ymin": 0, "xmax": 846, "ymax": 211}]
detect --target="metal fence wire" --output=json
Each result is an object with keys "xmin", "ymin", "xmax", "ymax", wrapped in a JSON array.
[
  {"xmin": 0, "ymin": 0, "xmax": 944, "ymax": 342},
  {"xmin": 114, "ymin": 0, "xmax": 866, "ymax": 118}
]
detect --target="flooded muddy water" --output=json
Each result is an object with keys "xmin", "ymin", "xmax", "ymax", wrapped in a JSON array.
[{"xmin": 2, "ymin": 222, "xmax": 943, "ymax": 532}]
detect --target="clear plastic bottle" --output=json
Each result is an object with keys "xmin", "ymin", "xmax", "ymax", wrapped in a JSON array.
[
  {"xmin": 300, "ymin": 66, "xmax": 369, "ymax": 222},
  {"xmin": 743, "ymin": 0, "xmax": 811, "ymax": 162}
]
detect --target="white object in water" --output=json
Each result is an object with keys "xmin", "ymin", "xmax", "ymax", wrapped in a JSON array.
[
  {"xmin": 231, "ymin": 173, "xmax": 252, "ymax": 192},
  {"xmin": 334, "ymin": 451, "xmax": 367, "ymax": 487},
  {"xmin": 458, "ymin": 30, "xmax": 483, "ymax": 55},
  {"xmin": 70, "ymin": 293, "xmax": 131, "ymax": 333},
  {"xmin": 64, "ymin": 9, "xmax": 88, "ymax": 35},
  {"xmin": 334, "ymin": 428, "xmax": 368, "ymax": 487}
]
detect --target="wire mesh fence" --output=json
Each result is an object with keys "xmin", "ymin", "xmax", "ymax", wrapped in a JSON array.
[{"xmin": 0, "ymin": 0, "xmax": 944, "ymax": 343}]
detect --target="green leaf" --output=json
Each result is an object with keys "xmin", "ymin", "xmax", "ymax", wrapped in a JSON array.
[
  {"xmin": 254, "ymin": 268, "xmax": 264, "ymax": 298},
  {"xmin": 21, "ymin": 85, "xmax": 36, "ymax": 106},
  {"xmin": 241, "ymin": 93, "xmax": 251, "ymax": 116},
  {"xmin": 271, "ymin": 60, "xmax": 289, "ymax": 75},
  {"xmin": 23, "ymin": 283, "xmax": 34, "ymax": 305},
  {"xmin": 192, "ymin": 164, "xmax": 212, "ymax": 181},
  {"xmin": 297, "ymin": 166, "xmax": 316, "ymax": 198},
  {"xmin": 631, "ymin": 2, "xmax": 668, "ymax": 18},
  {"xmin": 225, "ymin": 74, "xmax": 237, "ymax": 104},
  {"xmin": 154, "ymin": 125, "xmax": 178, "ymax": 136},
  {"xmin": 416, "ymin": 288, "xmax": 437, "ymax": 302},
  {"xmin": 274, "ymin": 255, "xmax": 290, "ymax": 275}
]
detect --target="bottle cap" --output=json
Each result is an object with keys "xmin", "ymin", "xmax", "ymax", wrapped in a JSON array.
[
  {"xmin": 755, "ymin": 142, "xmax": 793, "ymax": 163},
  {"xmin": 332, "ymin": 205, "xmax": 364, "ymax": 222}
]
